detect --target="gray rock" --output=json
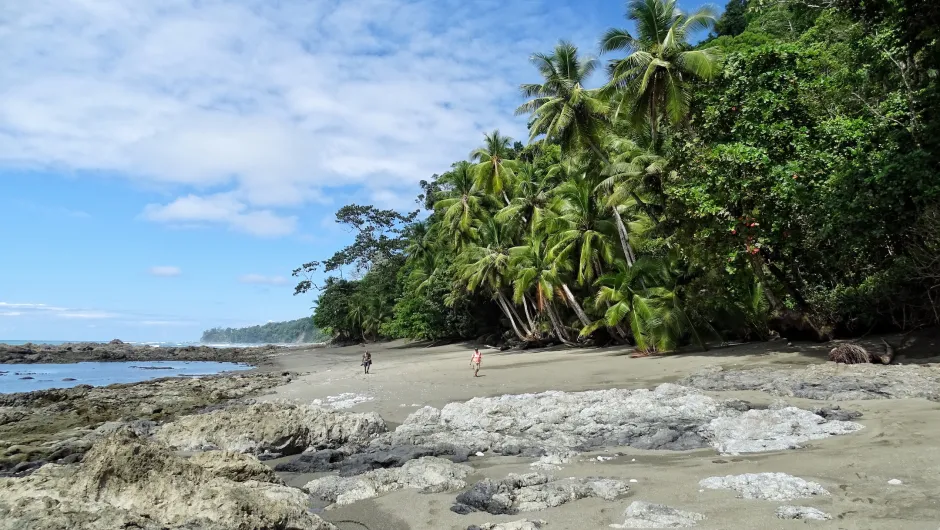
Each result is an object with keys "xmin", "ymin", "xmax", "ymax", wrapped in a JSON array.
[
  {"xmin": 304, "ymin": 456, "xmax": 471, "ymax": 505},
  {"xmin": 699, "ymin": 473, "xmax": 830, "ymax": 501},
  {"xmin": 0, "ymin": 431, "xmax": 336, "ymax": 530},
  {"xmin": 775, "ymin": 506, "xmax": 832, "ymax": 520},
  {"xmin": 706, "ymin": 406, "xmax": 862, "ymax": 454},
  {"xmin": 468, "ymin": 521, "xmax": 546, "ymax": 530},
  {"xmin": 451, "ymin": 473, "xmax": 630, "ymax": 515},
  {"xmin": 390, "ymin": 384, "xmax": 862, "ymax": 456},
  {"xmin": 611, "ymin": 501, "xmax": 706, "ymax": 528},
  {"xmin": 680, "ymin": 364, "xmax": 940, "ymax": 401},
  {"xmin": 275, "ymin": 443, "xmax": 470, "ymax": 476},
  {"xmin": 155, "ymin": 402, "xmax": 386, "ymax": 455}
]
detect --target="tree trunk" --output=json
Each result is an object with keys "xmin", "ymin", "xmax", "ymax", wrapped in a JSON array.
[
  {"xmin": 495, "ymin": 294, "xmax": 527, "ymax": 340},
  {"xmin": 612, "ymin": 207, "xmax": 636, "ymax": 266},
  {"xmin": 561, "ymin": 284, "xmax": 592, "ymax": 327},
  {"xmin": 498, "ymin": 291, "xmax": 533, "ymax": 337},
  {"xmin": 546, "ymin": 302, "xmax": 574, "ymax": 344},
  {"xmin": 522, "ymin": 294, "xmax": 539, "ymax": 333}
]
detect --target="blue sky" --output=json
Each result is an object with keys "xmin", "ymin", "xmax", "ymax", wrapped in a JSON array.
[{"xmin": 0, "ymin": 0, "xmax": 716, "ymax": 342}]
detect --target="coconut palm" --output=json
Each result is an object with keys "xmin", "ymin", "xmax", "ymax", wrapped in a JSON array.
[
  {"xmin": 470, "ymin": 130, "xmax": 518, "ymax": 204},
  {"xmin": 460, "ymin": 218, "xmax": 534, "ymax": 341},
  {"xmin": 510, "ymin": 234, "xmax": 573, "ymax": 343},
  {"xmin": 600, "ymin": 0, "xmax": 720, "ymax": 145},
  {"xmin": 433, "ymin": 161, "xmax": 488, "ymax": 249},
  {"xmin": 495, "ymin": 162, "xmax": 555, "ymax": 236},
  {"xmin": 545, "ymin": 163, "xmax": 617, "ymax": 285},
  {"xmin": 515, "ymin": 41, "xmax": 610, "ymax": 159}
]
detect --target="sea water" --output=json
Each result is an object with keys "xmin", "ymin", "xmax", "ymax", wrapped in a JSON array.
[{"xmin": 0, "ymin": 361, "xmax": 253, "ymax": 394}]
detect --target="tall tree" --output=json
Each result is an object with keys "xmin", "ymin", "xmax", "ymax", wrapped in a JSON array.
[
  {"xmin": 470, "ymin": 130, "xmax": 518, "ymax": 204},
  {"xmin": 515, "ymin": 41, "xmax": 610, "ymax": 158},
  {"xmin": 601, "ymin": 0, "xmax": 721, "ymax": 145}
]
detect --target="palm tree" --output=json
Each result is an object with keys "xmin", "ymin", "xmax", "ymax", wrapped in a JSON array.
[
  {"xmin": 470, "ymin": 130, "xmax": 518, "ymax": 204},
  {"xmin": 510, "ymin": 234, "xmax": 573, "ymax": 343},
  {"xmin": 545, "ymin": 164, "xmax": 617, "ymax": 285},
  {"xmin": 515, "ymin": 41, "xmax": 609, "ymax": 159},
  {"xmin": 460, "ymin": 218, "xmax": 534, "ymax": 341},
  {"xmin": 434, "ymin": 161, "xmax": 488, "ymax": 249},
  {"xmin": 600, "ymin": 0, "xmax": 720, "ymax": 145},
  {"xmin": 496, "ymin": 162, "xmax": 555, "ymax": 237},
  {"xmin": 588, "ymin": 256, "xmax": 703, "ymax": 353}
]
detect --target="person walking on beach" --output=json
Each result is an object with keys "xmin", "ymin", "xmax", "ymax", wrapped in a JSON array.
[
  {"xmin": 470, "ymin": 348, "xmax": 482, "ymax": 377},
  {"xmin": 361, "ymin": 351, "xmax": 372, "ymax": 374}
]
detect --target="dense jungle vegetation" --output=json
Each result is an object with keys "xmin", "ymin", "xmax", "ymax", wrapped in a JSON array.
[
  {"xmin": 293, "ymin": 0, "xmax": 940, "ymax": 350},
  {"xmin": 201, "ymin": 318, "xmax": 326, "ymax": 344}
]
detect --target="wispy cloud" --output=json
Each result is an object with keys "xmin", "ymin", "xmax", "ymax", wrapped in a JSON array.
[
  {"xmin": 239, "ymin": 274, "xmax": 289, "ymax": 286},
  {"xmin": 148, "ymin": 265, "xmax": 182, "ymax": 277},
  {"xmin": 0, "ymin": 0, "xmax": 582, "ymax": 237},
  {"xmin": 138, "ymin": 320, "xmax": 198, "ymax": 327},
  {"xmin": 141, "ymin": 194, "xmax": 297, "ymax": 237},
  {"xmin": 0, "ymin": 300, "xmax": 200, "ymax": 326}
]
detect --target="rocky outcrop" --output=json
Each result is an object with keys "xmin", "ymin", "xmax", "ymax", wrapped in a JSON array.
[
  {"xmin": 304, "ymin": 456, "xmax": 472, "ymax": 505},
  {"xmin": 275, "ymin": 443, "xmax": 470, "ymax": 476},
  {"xmin": 468, "ymin": 521, "xmax": 546, "ymax": 530},
  {"xmin": 0, "ymin": 372, "xmax": 291, "ymax": 476},
  {"xmin": 699, "ymin": 473, "xmax": 830, "ymax": 501},
  {"xmin": 0, "ymin": 341, "xmax": 282, "ymax": 364},
  {"xmin": 389, "ymin": 384, "xmax": 863, "ymax": 456},
  {"xmin": 0, "ymin": 431, "xmax": 336, "ymax": 530},
  {"xmin": 611, "ymin": 501, "xmax": 706, "ymax": 528},
  {"xmin": 775, "ymin": 505, "xmax": 832, "ymax": 520},
  {"xmin": 155, "ymin": 402, "xmax": 386, "ymax": 455},
  {"xmin": 450, "ymin": 473, "xmax": 630, "ymax": 515},
  {"xmin": 679, "ymin": 364, "xmax": 940, "ymax": 400},
  {"xmin": 187, "ymin": 450, "xmax": 282, "ymax": 483}
]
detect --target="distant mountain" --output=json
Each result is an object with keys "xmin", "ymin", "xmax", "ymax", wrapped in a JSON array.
[{"xmin": 201, "ymin": 317, "xmax": 327, "ymax": 344}]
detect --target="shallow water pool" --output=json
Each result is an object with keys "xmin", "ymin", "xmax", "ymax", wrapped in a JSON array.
[{"xmin": 0, "ymin": 361, "xmax": 253, "ymax": 393}]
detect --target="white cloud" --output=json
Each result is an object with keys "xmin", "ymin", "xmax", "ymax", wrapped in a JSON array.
[
  {"xmin": 139, "ymin": 320, "xmax": 197, "ymax": 326},
  {"xmin": 0, "ymin": 0, "xmax": 583, "ymax": 237},
  {"xmin": 142, "ymin": 194, "xmax": 297, "ymax": 237},
  {"xmin": 59, "ymin": 311, "xmax": 117, "ymax": 320},
  {"xmin": 0, "ymin": 300, "xmax": 195, "ymax": 326},
  {"xmin": 148, "ymin": 265, "xmax": 182, "ymax": 277},
  {"xmin": 239, "ymin": 274, "xmax": 289, "ymax": 286}
]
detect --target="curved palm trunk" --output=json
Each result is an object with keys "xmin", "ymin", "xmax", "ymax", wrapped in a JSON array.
[
  {"xmin": 546, "ymin": 302, "xmax": 574, "ymax": 345},
  {"xmin": 522, "ymin": 294, "xmax": 539, "ymax": 334},
  {"xmin": 561, "ymin": 284, "xmax": 591, "ymax": 328},
  {"xmin": 612, "ymin": 207, "xmax": 636, "ymax": 266},
  {"xmin": 495, "ymin": 293, "xmax": 528, "ymax": 341}
]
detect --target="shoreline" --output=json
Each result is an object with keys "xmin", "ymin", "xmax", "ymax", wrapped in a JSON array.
[
  {"xmin": 1, "ymin": 336, "xmax": 939, "ymax": 528},
  {"xmin": 0, "ymin": 341, "xmax": 292, "ymax": 365}
]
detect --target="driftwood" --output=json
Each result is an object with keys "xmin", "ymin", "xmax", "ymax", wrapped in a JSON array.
[{"xmin": 829, "ymin": 335, "xmax": 913, "ymax": 365}]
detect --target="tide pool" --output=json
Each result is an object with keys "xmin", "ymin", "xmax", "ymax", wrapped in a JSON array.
[{"xmin": 0, "ymin": 361, "xmax": 253, "ymax": 393}]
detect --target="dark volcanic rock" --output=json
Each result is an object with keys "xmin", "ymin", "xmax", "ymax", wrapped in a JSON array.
[
  {"xmin": 0, "ymin": 341, "xmax": 284, "ymax": 365},
  {"xmin": 275, "ymin": 444, "xmax": 470, "ymax": 476}
]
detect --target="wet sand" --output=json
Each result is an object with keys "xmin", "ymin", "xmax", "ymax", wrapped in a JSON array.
[{"xmin": 262, "ymin": 340, "xmax": 940, "ymax": 530}]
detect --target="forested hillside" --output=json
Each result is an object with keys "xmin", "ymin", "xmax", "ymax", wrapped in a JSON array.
[
  {"xmin": 293, "ymin": 0, "xmax": 940, "ymax": 349},
  {"xmin": 201, "ymin": 318, "xmax": 326, "ymax": 344}
]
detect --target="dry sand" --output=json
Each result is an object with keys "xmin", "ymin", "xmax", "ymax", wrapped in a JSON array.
[{"xmin": 261, "ymin": 340, "xmax": 940, "ymax": 530}]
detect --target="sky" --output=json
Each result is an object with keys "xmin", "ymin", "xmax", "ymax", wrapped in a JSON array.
[{"xmin": 0, "ymin": 0, "xmax": 715, "ymax": 342}]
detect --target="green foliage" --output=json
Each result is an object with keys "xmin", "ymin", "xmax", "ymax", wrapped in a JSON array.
[
  {"xmin": 201, "ymin": 318, "xmax": 326, "ymax": 344},
  {"xmin": 293, "ymin": 0, "xmax": 940, "ymax": 348}
]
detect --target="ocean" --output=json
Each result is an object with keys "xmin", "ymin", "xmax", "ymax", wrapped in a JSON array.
[
  {"xmin": 0, "ymin": 340, "xmax": 288, "ymax": 348},
  {"xmin": 0, "ymin": 360, "xmax": 253, "ymax": 393}
]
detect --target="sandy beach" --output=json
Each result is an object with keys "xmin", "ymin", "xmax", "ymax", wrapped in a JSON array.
[
  {"xmin": 261, "ymin": 338, "xmax": 940, "ymax": 530},
  {"xmin": 3, "ymin": 337, "xmax": 940, "ymax": 530}
]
